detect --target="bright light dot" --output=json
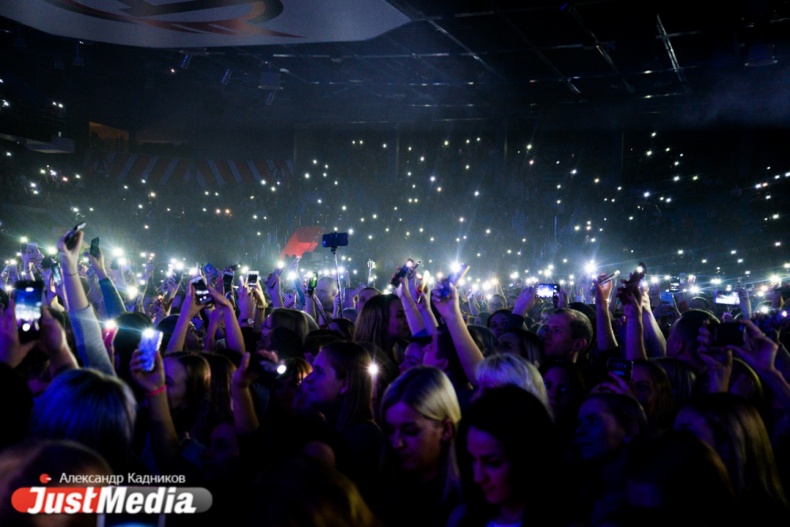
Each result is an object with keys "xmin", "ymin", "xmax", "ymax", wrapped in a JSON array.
[
  {"xmin": 474, "ymin": 191, "xmax": 480, "ymax": 196},
  {"xmin": 646, "ymin": 150, "xmax": 652, "ymax": 156},
  {"xmin": 304, "ymin": 173, "xmax": 310, "ymax": 179},
  {"xmin": 643, "ymin": 191, "xmax": 650, "ymax": 198}
]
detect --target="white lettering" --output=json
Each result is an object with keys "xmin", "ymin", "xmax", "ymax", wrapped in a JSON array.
[{"xmin": 26, "ymin": 488, "xmax": 46, "ymax": 514}]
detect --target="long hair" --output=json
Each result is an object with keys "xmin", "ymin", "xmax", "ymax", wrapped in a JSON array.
[
  {"xmin": 455, "ymin": 385, "xmax": 567, "ymax": 526},
  {"xmin": 353, "ymin": 293, "xmax": 400, "ymax": 356},
  {"xmin": 380, "ymin": 366, "xmax": 461, "ymax": 504},
  {"xmin": 266, "ymin": 308, "xmax": 310, "ymax": 345},
  {"xmin": 31, "ymin": 369, "xmax": 136, "ymax": 473},
  {"xmin": 320, "ymin": 341, "xmax": 375, "ymax": 433},
  {"xmin": 164, "ymin": 351, "xmax": 211, "ymax": 437},
  {"xmin": 678, "ymin": 392, "xmax": 788, "ymax": 508}
]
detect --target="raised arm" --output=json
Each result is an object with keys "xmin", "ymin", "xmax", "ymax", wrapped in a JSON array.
[{"xmin": 431, "ymin": 282, "xmax": 485, "ymax": 388}]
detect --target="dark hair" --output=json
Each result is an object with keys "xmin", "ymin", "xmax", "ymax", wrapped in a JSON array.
[
  {"xmin": 456, "ymin": 386, "xmax": 568, "ymax": 526},
  {"xmin": 328, "ymin": 317, "xmax": 355, "ymax": 340},
  {"xmin": 319, "ymin": 341, "xmax": 375, "ymax": 433}
]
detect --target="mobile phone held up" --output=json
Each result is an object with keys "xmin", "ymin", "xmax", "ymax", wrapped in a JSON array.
[
  {"xmin": 436, "ymin": 264, "xmax": 470, "ymax": 299},
  {"xmin": 15, "ymin": 280, "xmax": 43, "ymax": 343},
  {"xmin": 391, "ymin": 258, "xmax": 415, "ymax": 288},
  {"xmin": 63, "ymin": 222, "xmax": 87, "ymax": 251},
  {"xmin": 714, "ymin": 291, "xmax": 740, "ymax": 306},
  {"xmin": 223, "ymin": 271, "xmax": 235, "ymax": 293},
  {"xmin": 616, "ymin": 262, "xmax": 647, "ymax": 303},
  {"xmin": 306, "ymin": 272, "xmax": 318, "ymax": 294},
  {"xmin": 90, "ymin": 237, "xmax": 101, "ymax": 258},
  {"xmin": 190, "ymin": 276, "xmax": 213, "ymax": 306},
  {"xmin": 139, "ymin": 329, "xmax": 163, "ymax": 372},
  {"xmin": 607, "ymin": 358, "xmax": 633, "ymax": 382},
  {"xmin": 247, "ymin": 271, "xmax": 259, "ymax": 286},
  {"xmin": 536, "ymin": 283, "xmax": 559, "ymax": 299}
]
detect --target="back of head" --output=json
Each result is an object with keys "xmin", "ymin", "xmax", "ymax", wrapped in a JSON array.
[
  {"xmin": 268, "ymin": 308, "xmax": 310, "ymax": 345},
  {"xmin": 652, "ymin": 356, "xmax": 697, "ymax": 411},
  {"xmin": 261, "ymin": 326, "xmax": 303, "ymax": 361},
  {"xmin": 624, "ymin": 429, "xmax": 739, "ymax": 526},
  {"xmin": 475, "ymin": 354, "xmax": 550, "ymax": 414},
  {"xmin": 31, "ymin": 369, "xmax": 136, "ymax": 473},
  {"xmin": 466, "ymin": 324, "xmax": 497, "ymax": 356},
  {"xmin": 320, "ymin": 341, "xmax": 375, "ymax": 431},
  {"xmin": 353, "ymin": 293, "xmax": 398, "ymax": 351},
  {"xmin": 586, "ymin": 392, "xmax": 649, "ymax": 440},
  {"xmin": 672, "ymin": 308, "xmax": 720, "ymax": 352}
]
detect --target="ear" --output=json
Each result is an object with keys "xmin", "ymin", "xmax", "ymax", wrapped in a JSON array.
[
  {"xmin": 572, "ymin": 338, "xmax": 589, "ymax": 353},
  {"xmin": 439, "ymin": 418, "xmax": 455, "ymax": 442}
]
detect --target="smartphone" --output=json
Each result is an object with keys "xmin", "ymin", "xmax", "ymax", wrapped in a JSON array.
[
  {"xmin": 714, "ymin": 291, "xmax": 740, "ymax": 306},
  {"xmin": 138, "ymin": 328, "xmax": 163, "ymax": 371},
  {"xmin": 40, "ymin": 255, "xmax": 58, "ymax": 269},
  {"xmin": 536, "ymin": 283, "xmax": 559, "ymax": 298},
  {"xmin": 307, "ymin": 272, "xmax": 318, "ymax": 293},
  {"xmin": 660, "ymin": 291, "xmax": 675, "ymax": 304},
  {"xmin": 51, "ymin": 265, "xmax": 63, "ymax": 287},
  {"xmin": 391, "ymin": 258, "xmax": 415, "ymax": 287},
  {"xmin": 14, "ymin": 280, "xmax": 43, "ymax": 343},
  {"xmin": 247, "ymin": 271, "xmax": 259, "ymax": 286},
  {"xmin": 223, "ymin": 271, "xmax": 234, "ymax": 293},
  {"xmin": 597, "ymin": 270, "xmax": 621, "ymax": 286},
  {"xmin": 668, "ymin": 275, "xmax": 680, "ymax": 293},
  {"xmin": 190, "ymin": 276, "xmax": 213, "ymax": 306},
  {"xmin": 712, "ymin": 322, "xmax": 745, "ymax": 346},
  {"xmin": 90, "ymin": 237, "xmax": 100, "ymax": 258},
  {"xmin": 436, "ymin": 264, "xmax": 471, "ymax": 299},
  {"xmin": 607, "ymin": 357, "xmax": 633, "ymax": 382},
  {"xmin": 203, "ymin": 263, "xmax": 219, "ymax": 285},
  {"xmin": 63, "ymin": 222, "xmax": 87, "ymax": 250}
]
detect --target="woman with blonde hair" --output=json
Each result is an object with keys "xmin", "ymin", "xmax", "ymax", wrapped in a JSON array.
[{"xmin": 375, "ymin": 366, "xmax": 462, "ymax": 527}]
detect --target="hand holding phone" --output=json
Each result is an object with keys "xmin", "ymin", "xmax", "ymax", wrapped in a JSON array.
[
  {"xmin": 607, "ymin": 358, "xmax": 633, "ymax": 382},
  {"xmin": 15, "ymin": 280, "xmax": 43, "ymax": 343},
  {"xmin": 436, "ymin": 264, "xmax": 470, "ymax": 300},
  {"xmin": 190, "ymin": 276, "xmax": 213, "ymax": 306},
  {"xmin": 138, "ymin": 329, "xmax": 163, "ymax": 372},
  {"xmin": 63, "ymin": 222, "xmax": 87, "ymax": 251},
  {"xmin": 391, "ymin": 258, "xmax": 415, "ymax": 288}
]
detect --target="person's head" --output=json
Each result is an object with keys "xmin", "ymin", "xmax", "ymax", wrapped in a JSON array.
[
  {"xmin": 353, "ymin": 293, "xmax": 409, "ymax": 354},
  {"xmin": 258, "ymin": 326, "xmax": 303, "ymax": 361},
  {"xmin": 574, "ymin": 392, "xmax": 647, "ymax": 462},
  {"xmin": 666, "ymin": 309, "xmax": 720, "ymax": 372},
  {"xmin": 421, "ymin": 325, "xmax": 469, "ymax": 387},
  {"xmin": 200, "ymin": 352, "xmax": 236, "ymax": 443},
  {"xmin": 163, "ymin": 351, "xmax": 211, "ymax": 435},
  {"xmin": 487, "ymin": 294, "xmax": 507, "ymax": 313},
  {"xmin": 466, "ymin": 324, "xmax": 498, "ymax": 356},
  {"xmin": 0, "ymin": 439, "xmax": 113, "ymax": 527},
  {"xmin": 315, "ymin": 276, "xmax": 339, "ymax": 312},
  {"xmin": 262, "ymin": 308, "xmax": 310, "ymax": 345},
  {"xmin": 622, "ymin": 429, "xmax": 739, "ymax": 527},
  {"xmin": 381, "ymin": 366, "xmax": 461, "ymax": 498},
  {"xmin": 299, "ymin": 340, "xmax": 374, "ymax": 432},
  {"xmin": 674, "ymin": 392, "xmax": 787, "ymax": 505},
  {"xmin": 302, "ymin": 329, "xmax": 343, "ymax": 365},
  {"xmin": 494, "ymin": 327, "xmax": 544, "ymax": 366},
  {"xmin": 630, "ymin": 359, "xmax": 674, "ymax": 436},
  {"xmin": 399, "ymin": 337, "xmax": 429, "ymax": 374},
  {"xmin": 30, "ymin": 369, "xmax": 136, "ymax": 473},
  {"xmin": 328, "ymin": 317, "xmax": 355, "ymax": 341},
  {"xmin": 474, "ymin": 353, "xmax": 550, "ymax": 415},
  {"xmin": 155, "ymin": 313, "xmax": 204, "ymax": 353},
  {"xmin": 542, "ymin": 308, "xmax": 593, "ymax": 361},
  {"xmin": 456, "ymin": 385, "xmax": 566, "ymax": 523},
  {"xmin": 273, "ymin": 357, "xmax": 313, "ymax": 415},
  {"xmin": 357, "ymin": 287, "xmax": 380, "ymax": 313},
  {"xmin": 541, "ymin": 361, "xmax": 587, "ymax": 433},
  {"xmin": 486, "ymin": 309, "xmax": 511, "ymax": 338},
  {"xmin": 652, "ymin": 356, "xmax": 697, "ymax": 412}
]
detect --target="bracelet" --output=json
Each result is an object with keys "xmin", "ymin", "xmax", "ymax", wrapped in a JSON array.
[
  {"xmin": 63, "ymin": 271, "xmax": 79, "ymax": 277},
  {"xmin": 146, "ymin": 385, "xmax": 166, "ymax": 397}
]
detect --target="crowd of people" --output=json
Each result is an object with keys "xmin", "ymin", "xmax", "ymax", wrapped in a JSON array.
[{"xmin": 0, "ymin": 224, "xmax": 789, "ymax": 527}]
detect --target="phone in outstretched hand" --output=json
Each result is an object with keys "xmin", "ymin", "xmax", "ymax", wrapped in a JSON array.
[{"xmin": 64, "ymin": 222, "xmax": 87, "ymax": 250}]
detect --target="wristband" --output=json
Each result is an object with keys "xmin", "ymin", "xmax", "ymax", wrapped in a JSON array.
[
  {"xmin": 146, "ymin": 385, "xmax": 166, "ymax": 397},
  {"xmin": 64, "ymin": 271, "xmax": 80, "ymax": 277}
]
